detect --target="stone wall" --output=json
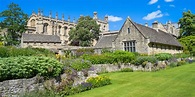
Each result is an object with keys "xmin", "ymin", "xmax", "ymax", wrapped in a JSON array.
[
  {"xmin": 1, "ymin": 58, "xmax": 193, "ymax": 97},
  {"xmin": 0, "ymin": 76, "xmax": 44, "ymax": 97}
]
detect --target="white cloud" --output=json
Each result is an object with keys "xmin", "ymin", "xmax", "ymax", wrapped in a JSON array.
[
  {"xmin": 157, "ymin": 5, "xmax": 161, "ymax": 8},
  {"xmin": 148, "ymin": 0, "xmax": 158, "ymax": 5},
  {"xmin": 169, "ymin": 4, "xmax": 175, "ymax": 7},
  {"xmin": 108, "ymin": 15, "xmax": 123, "ymax": 22},
  {"xmin": 143, "ymin": 10, "xmax": 163, "ymax": 21},
  {"xmin": 165, "ymin": 0, "xmax": 174, "ymax": 2}
]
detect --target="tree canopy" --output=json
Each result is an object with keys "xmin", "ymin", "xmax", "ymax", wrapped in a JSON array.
[
  {"xmin": 69, "ymin": 16, "xmax": 100, "ymax": 46},
  {"xmin": 179, "ymin": 10, "xmax": 195, "ymax": 37},
  {"xmin": 0, "ymin": 2, "xmax": 28, "ymax": 46}
]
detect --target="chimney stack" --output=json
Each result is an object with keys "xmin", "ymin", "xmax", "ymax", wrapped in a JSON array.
[
  {"xmin": 104, "ymin": 15, "xmax": 108, "ymax": 22},
  {"xmin": 152, "ymin": 21, "xmax": 159, "ymax": 31},
  {"xmin": 93, "ymin": 12, "xmax": 98, "ymax": 20},
  {"xmin": 145, "ymin": 23, "xmax": 148, "ymax": 27}
]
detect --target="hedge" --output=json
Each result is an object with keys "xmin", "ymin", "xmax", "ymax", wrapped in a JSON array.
[{"xmin": 81, "ymin": 50, "xmax": 135, "ymax": 64}]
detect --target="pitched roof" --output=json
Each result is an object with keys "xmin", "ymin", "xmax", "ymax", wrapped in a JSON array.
[
  {"xmin": 22, "ymin": 33, "xmax": 61, "ymax": 43},
  {"xmin": 95, "ymin": 35, "xmax": 117, "ymax": 48},
  {"xmin": 135, "ymin": 23, "xmax": 182, "ymax": 47}
]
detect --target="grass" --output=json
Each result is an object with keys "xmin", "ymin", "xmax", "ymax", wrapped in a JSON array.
[{"xmin": 68, "ymin": 63, "xmax": 195, "ymax": 97}]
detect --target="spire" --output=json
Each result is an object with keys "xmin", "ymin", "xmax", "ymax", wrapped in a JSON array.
[
  {"xmin": 68, "ymin": 16, "xmax": 70, "ymax": 22},
  {"xmin": 73, "ymin": 17, "xmax": 76, "ymax": 23},
  {"xmin": 56, "ymin": 12, "xmax": 58, "ymax": 19},
  {"xmin": 41, "ymin": 9, "xmax": 43, "ymax": 16},
  {"xmin": 62, "ymin": 13, "xmax": 64, "ymax": 21},
  {"xmin": 49, "ymin": 11, "xmax": 52, "ymax": 18},
  {"xmin": 32, "ymin": 10, "xmax": 35, "ymax": 15},
  {"xmin": 38, "ymin": 8, "xmax": 41, "ymax": 16}
]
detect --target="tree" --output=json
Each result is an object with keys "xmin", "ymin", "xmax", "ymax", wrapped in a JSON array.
[
  {"xmin": 69, "ymin": 16, "xmax": 100, "ymax": 46},
  {"xmin": 0, "ymin": 3, "xmax": 28, "ymax": 46},
  {"xmin": 179, "ymin": 36, "xmax": 195, "ymax": 56},
  {"xmin": 179, "ymin": 10, "xmax": 195, "ymax": 37}
]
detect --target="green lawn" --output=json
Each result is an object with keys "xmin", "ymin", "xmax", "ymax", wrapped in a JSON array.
[{"xmin": 68, "ymin": 63, "xmax": 195, "ymax": 97}]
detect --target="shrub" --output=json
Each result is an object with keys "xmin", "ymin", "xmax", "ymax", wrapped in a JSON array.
[
  {"xmin": 81, "ymin": 50, "xmax": 135, "ymax": 64},
  {"xmin": 169, "ymin": 62, "xmax": 177, "ymax": 68},
  {"xmin": 106, "ymin": 50, "xmax": 135, "ymax": 63},
  {"xmin": 132, "ymin": 56, "xmax": 157, "ymax": 65},
  {"xmin": 177, "ymin": 61, "xmax": 187, "ymax": 66},
  {"xmin": 0, "ymin": 56, "xmax": 63, "ymax": 81},
  {"xmin": 75, "ymin": 48, "xmax": 94, "ymax": 57},
  {"xmin": 86, "ymin": 76, "xmax": 111, "ymax": 88},
  {"xmin": 70, "ymin": 58, "xmax": 92, "ymax": 71},
  {"xmin": 0, "ymin": 46, "xmax": 55, "ymax": 58},
  {"xmin": 120, "ymin": 68, "xmax": 133, "ymax": 72},
  {"xmin": 155, "ymin": 53, "xmax": 173, "ymax": 61},
  {"xmin": 0, "ymin": 46, "xmax": 9, "ymax": 57},
  {"xmin": 81, "ymin": 54, "xmax": 113, "ymax": 64},
  {"xmin": 173, "ymin": 53, "xmax": 191, "ymax": 58}
]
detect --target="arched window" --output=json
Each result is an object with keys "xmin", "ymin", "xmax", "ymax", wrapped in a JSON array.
[
  {"xmin": 52, "ymin": 21, "xmax": 55, "ymax": 35},
  {"xmin": 43, "ymin": 23, "xmax": 48, "ymax": 33},
  {"xmin": 58, "ymin": 25, "xmax": 61, "ymax": 35},
  {"xmin": 64, "ymin": 26, "xmax": 68, "ymax": 36},
  {"xmin": 30, "ymin": 19, "xmax": 35, "ymax": 27}
]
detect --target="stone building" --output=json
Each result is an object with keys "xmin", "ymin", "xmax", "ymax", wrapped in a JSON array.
[
  {"xmin": 95, "ymin": 17, "xmax": 182, "ymax": 54},
  {"xmin": 21, "ymin": 10, "xmax": 109, "ymax": 49}
]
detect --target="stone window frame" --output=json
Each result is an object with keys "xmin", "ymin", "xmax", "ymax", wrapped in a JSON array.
[
  {"xmin": 43, "ymin": 23, "xmax": 48, "ymax": 33},
  {"xmin": 64, "ymin": 26, "xmax": 68, "ymax": 36},
  {"xmin": 123, "ymin": 40, "xmax": 136, "ymax": 52},
  {"xmin": 127, "ymin": 27, "xmax": 130, "ymax": 34}
]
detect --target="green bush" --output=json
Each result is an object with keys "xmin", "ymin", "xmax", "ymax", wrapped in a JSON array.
[
  {"xmin": 86, "ymin": 76, "xmax": 111, "ymax": 88},
  {"xmin": 169, "ymin": 62, "xmax": 177, "ymax": 68},
  {"xmin": 0, "ymin": 46, "xmax": 55, "ymax": 58},
  {"xmin": 81, "ymin": 54, "xmax": 113, "ymax": 64},
  {"xmin": 0, "ymin": 56, "xmax": 63, "ymax": 81},
  {"xmin": 173, "ymin": 53, "xmax": 191, "ymax": 58},
  {"xmin": 155, "ymin": 53, "xmax": 173, "ymax": 61},
  {"xmin": 0, "ymin": 46, "xmax": 9, "ymax": 57},
  {"xmin": 120, "ymin": 68, "xmax": 133, "ymax": 72},
  {"xmin": 70, "ymin": 59, "xmax": 92, "ymax": 71},
  {"xmin": 75, "ymin": 48, "xmax": 94, "ymax": 57},
  {"xmin": 177, "ymin": 61, "xmax": 187, "ymax": 66},
  {"xmin": 81, "ymin": 50, "xmax": 135, "ymax": 64},
  {"xmin": 132, "ymin": 56, "xmax": 157, "ymax": 65}
]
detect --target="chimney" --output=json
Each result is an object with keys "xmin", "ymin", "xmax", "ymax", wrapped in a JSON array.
[
  {"xmin": 152, "ymin": 21, "xmax": 159, "ymax": 31},
  {"xmin": 93, "ymin": 12, "xmax": 98, "ymax": 20},
  {"xmin": 145, "ymin": 23, "xmax": 148, "ymax": 27},
  {"xmin": 104, "ymin": 15, "xmax": 108, "ymax": 22}
]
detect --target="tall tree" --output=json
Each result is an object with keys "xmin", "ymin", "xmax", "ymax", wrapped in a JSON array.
[
  {"xmin": 179, "ymin": 10, "xmax": 195, "ymax": 37},
  {"xmin": 69, "ymin": 16, "xmax": 100, "ymax": 46},
  {"xmin": 0, "ymin": 3, "xmax": 28, "ymax": 46}
]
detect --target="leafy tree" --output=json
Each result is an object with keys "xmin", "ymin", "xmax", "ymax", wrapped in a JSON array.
[
  {"xmin": 69, "ymin": 16, "xmax": 100, "ymax": 46},
  {"xmin": 0, "ymin": 3, "xmax": 28, "ymax": 46},
  {"xmin": 179, "ymin": 10, "xmax": 195, "ymax": 37},
  {"xmin": 179, "ymin": 36, "xmax": 195, "ymax": 56}
]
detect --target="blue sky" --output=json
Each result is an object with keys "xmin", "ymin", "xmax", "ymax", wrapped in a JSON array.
[{"xmin": 0, "ymin": 0, "xmax": 194, "ymax": 31}]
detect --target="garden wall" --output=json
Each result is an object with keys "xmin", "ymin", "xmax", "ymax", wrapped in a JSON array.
[{"xmin": 0, "ymin": 76, "xmax": 44, "ymax": 97}]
